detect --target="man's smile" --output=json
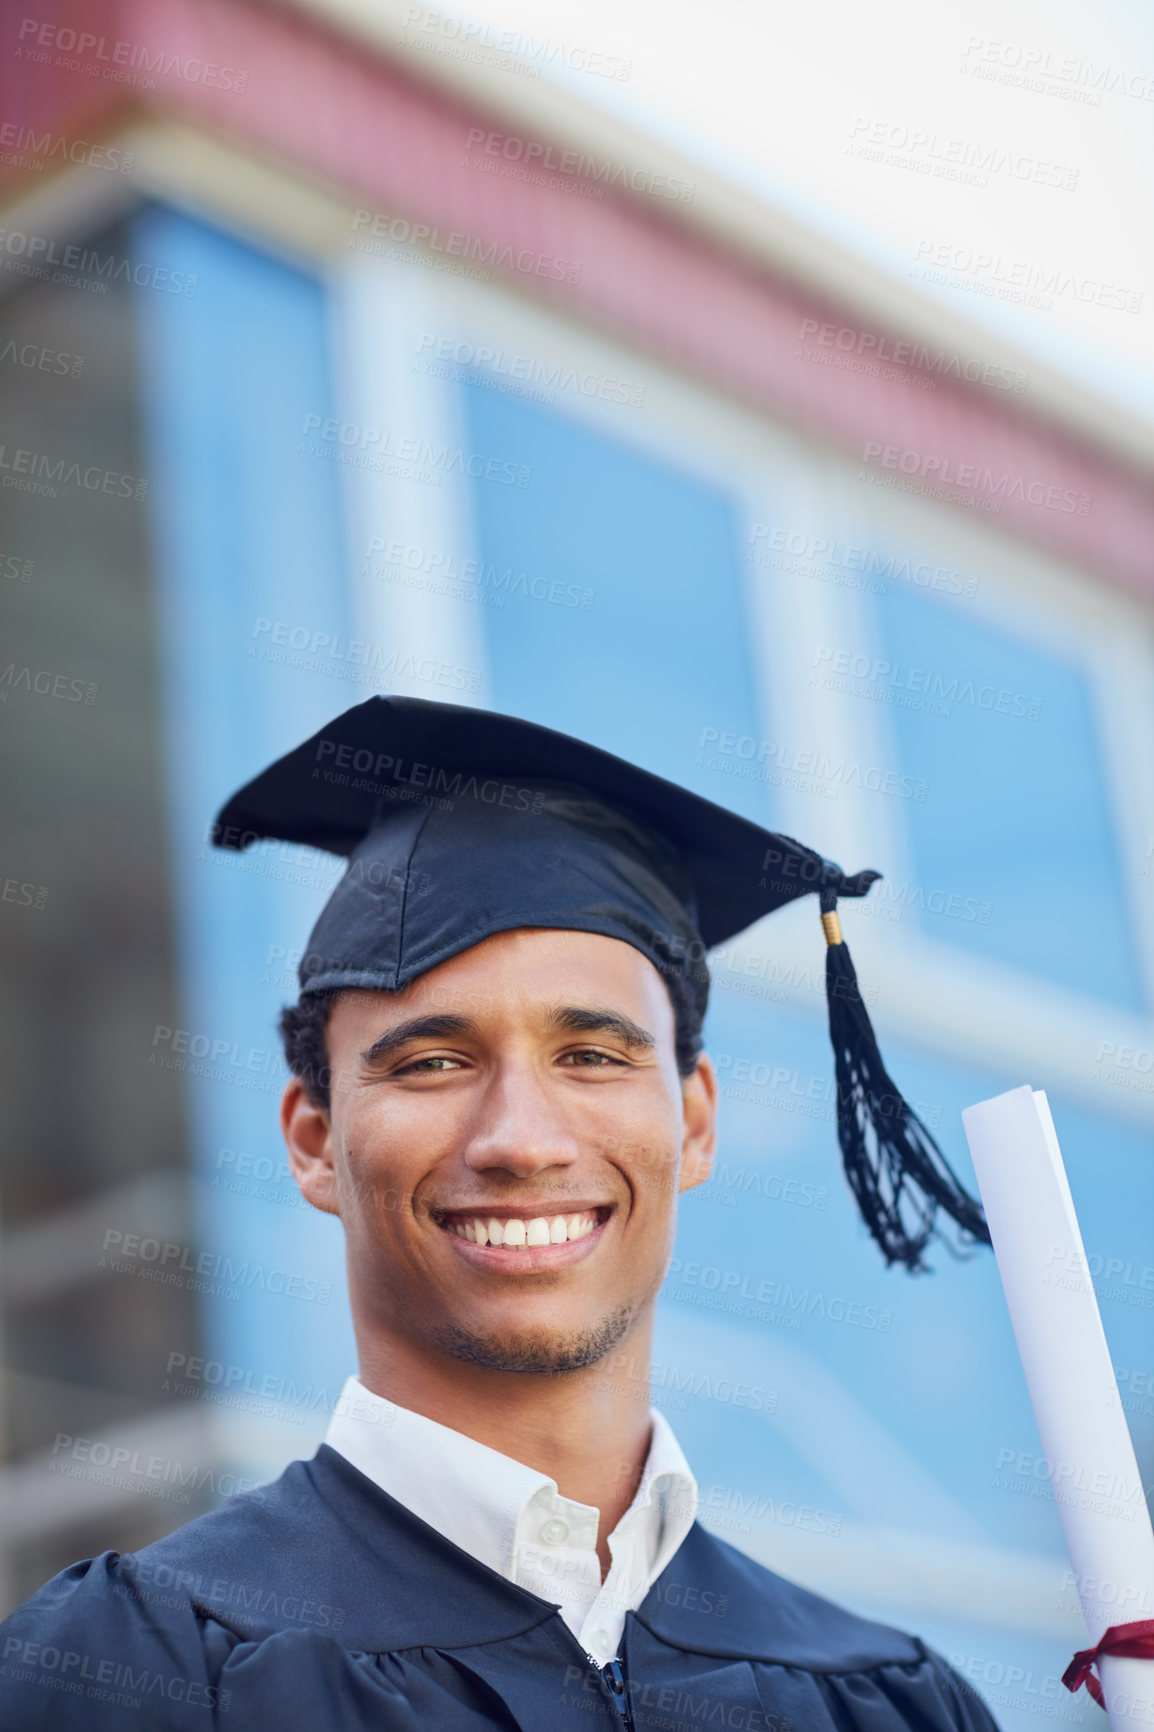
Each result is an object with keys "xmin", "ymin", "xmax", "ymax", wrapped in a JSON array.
[{"xmin": 431, "ymin": 1203, "xmax": 614, "ymax": 1269}]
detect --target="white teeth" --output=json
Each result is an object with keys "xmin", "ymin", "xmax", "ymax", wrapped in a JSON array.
[{"xmin": 450, "ymin": 1211, "xmax": 600, "ymax": 1246}]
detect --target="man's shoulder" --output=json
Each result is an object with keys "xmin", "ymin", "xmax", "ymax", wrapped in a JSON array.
[
  {"xmin": 0, "ymin": 1454, "xmax": 338, "ymax": 1638},
  {"xmin": 640, "ymin": 1520, "xmax": 924, "ymax": 1671},
  {"xmin": 125, "ymin": 1451, "xmax": 352, "ymax": 1632},
  {"xmin": 0, "ymin": 1451, "xmax": 443, "ymax": 1729},
  {"xmin": 132, "ymin": 1453, "xmax": 331, "ymax": 1580},
  {"xmin": 4, "ymin": 1446, "xmax": 564, "ymax": 1653}
]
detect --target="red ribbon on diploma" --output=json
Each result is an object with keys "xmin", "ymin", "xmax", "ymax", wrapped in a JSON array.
[{"xmin": 1063, "ymin": 1621, "xmax": 1154, "ymax": 1708}]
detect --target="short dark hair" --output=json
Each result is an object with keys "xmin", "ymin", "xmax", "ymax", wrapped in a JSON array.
[
  {"xmin": 279, "ymin": 966, "xmax": 706, "ymax": 1112},
  {"xmin": 279, "ymin": 991, "xmax": 340, "ymax": 1109}
]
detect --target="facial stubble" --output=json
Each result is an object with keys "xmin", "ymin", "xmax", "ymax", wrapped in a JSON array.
[{"xmin": 430, "ymin": 1303, "xmax": 635, "ymax": 1374}]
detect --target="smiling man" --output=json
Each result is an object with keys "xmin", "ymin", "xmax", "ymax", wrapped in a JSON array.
[{"xmin": 0, "ymin": 698, "xmax": 996, "ymax": 1732}]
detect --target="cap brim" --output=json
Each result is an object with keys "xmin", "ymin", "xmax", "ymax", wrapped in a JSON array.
[{"xmin": 213, "ymin": 697, "xmax": 879, "ymax": 948}]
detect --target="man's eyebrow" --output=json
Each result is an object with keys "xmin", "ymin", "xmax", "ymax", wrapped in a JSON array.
[
  {"xmin": 360, "ymin": 1015, "xmax": 475, "ymax": 1065},
  {"xmin": 549, "ymin": 1005, "xmax": 656, "ymax": 1049}
]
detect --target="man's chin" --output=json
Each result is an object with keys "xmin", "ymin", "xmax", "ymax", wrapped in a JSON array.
[{"xmin": 430, "ymin": 1306, "xmax": 633, "ymax": 1375}]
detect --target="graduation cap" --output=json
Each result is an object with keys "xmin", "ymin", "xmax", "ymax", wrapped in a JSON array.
[{"xmin": 214, "ymin": 696, "xmax": 990, "ymax": 1272}]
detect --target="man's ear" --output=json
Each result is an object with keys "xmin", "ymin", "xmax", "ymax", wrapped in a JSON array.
[
  {"xmin": 678, "ymin": 1053, "xmax": 717, "ymax": 1193},
  {"xmin": 280, "ymin": 1079, "xmax": 341, "ymax": 1216}
]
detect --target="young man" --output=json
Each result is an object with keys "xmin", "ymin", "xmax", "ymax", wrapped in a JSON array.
[{"xmin": 0, "ymin": 698, "xmax": 996, "ymax": 1731}]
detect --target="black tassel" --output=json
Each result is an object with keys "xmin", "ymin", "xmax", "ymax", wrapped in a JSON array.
[{"xmin": 823, "ymin": 918, "xmax": 992, "ymax": 1272}]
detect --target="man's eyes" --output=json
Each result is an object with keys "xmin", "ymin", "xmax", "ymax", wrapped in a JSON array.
[
  {"xmin": 388, "ymin": 1047, "xmax": 628, "ymax": 1076},
  {"xmin": 392, "ymin": 1054, "xmax": 463, "ymax": 1075}
]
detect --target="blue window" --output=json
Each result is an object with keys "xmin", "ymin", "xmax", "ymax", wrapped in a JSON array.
[
  {"xmin": 872, "ymin": 579, "xmax": 1143, "ymax": 1009},
  {"xmin": 460, "ymin": 383, "xmax": 769, "ymax": 821},
  {"xmin": 135, "ymin": 207, "xmax": 355, "ymax": 1394}
]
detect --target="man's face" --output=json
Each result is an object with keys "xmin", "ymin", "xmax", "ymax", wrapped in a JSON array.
[{"xmin": 282, "ymin": 928, "xmax": 716, "ymax": 1376}]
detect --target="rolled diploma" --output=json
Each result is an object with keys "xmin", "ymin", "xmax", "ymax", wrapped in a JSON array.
[{"xmin": 962, "ymin": 1086, "xmax": 1154, "ymax": 1731}]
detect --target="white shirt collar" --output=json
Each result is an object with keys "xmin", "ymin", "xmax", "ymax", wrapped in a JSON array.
[{"xmin": 324, "ymin": 1375, "xmax": 697, "ymax": 1666}]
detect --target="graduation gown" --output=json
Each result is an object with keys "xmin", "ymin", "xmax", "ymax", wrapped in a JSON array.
[{"xmin": 0, "ymin": 1443, "xmax": 1001, "ymax": 1732}]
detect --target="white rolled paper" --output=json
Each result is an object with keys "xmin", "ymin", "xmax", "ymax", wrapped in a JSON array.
[{"xmin": 962, "ymin": 1087, "xmax": 1154, "ymax": 1730}]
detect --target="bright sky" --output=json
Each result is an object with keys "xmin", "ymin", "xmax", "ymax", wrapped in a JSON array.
[{"xmin": 457, "ymin": 0, "xmax": 1154, "ymax": 426}]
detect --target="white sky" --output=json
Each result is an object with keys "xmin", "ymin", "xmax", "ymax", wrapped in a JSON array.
[{"xmin": 455, "ymin": 0, "xmax": 1154, "ymax": 425}]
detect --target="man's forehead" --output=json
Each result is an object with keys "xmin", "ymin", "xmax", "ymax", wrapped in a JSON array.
[{"xmin": 337, "ymin": 931, "xmax": 674, "ymax": 1021}]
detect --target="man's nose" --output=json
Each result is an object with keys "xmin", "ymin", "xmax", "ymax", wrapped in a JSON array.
[{"xmin": 460, "ymin": 1066, "xmax": 581, "ymax": 1178}]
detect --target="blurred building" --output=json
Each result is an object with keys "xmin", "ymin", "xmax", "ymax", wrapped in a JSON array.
[{"xmin": 1, "ymin": 2, "xmax": 1152, "ymax": 1722}]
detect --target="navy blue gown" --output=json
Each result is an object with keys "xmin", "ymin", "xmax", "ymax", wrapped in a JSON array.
[{"xmin": 0, "ymin": 1444, "xmax": 1001, "ymax": 1731}]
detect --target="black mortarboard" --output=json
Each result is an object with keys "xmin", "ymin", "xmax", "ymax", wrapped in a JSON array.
[{"xmin": 215, "ymin": 696, "xmax": 989, "ymax": 1272}]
